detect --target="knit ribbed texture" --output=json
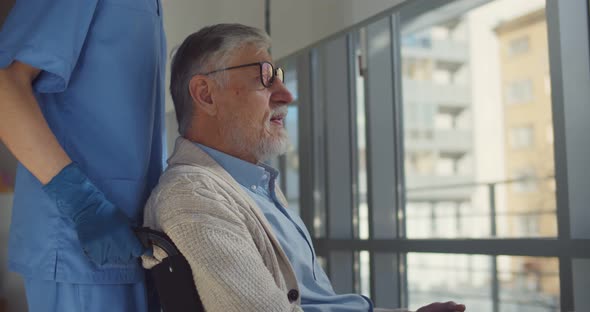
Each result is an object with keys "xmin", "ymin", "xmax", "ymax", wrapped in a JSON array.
[{"xmin": 143, "ymin": 137, "xmax": 302, "ymax": 312}]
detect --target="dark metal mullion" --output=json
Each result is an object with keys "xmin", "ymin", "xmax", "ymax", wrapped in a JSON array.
[
  {"xmin": 323, "ymin": 36, "xmax": 355, "ymax": 292},
  {"xmin": 391, "ymin": 12, "xmax": 408, "ymax": 308},
  {"xmin": 362, "ymin": 18, "xmax": 377, "ymax": 304},
  {"xmin": 320, "ymin": 45, "xmax": 331, "ymax": 275},
  {"xmin": 369, "ymin": 255, "xmax": 377, "ymax": 305},
  {"xmin": 491, "ymin": 256, "xmax": 499, "ymax": 312},
  {"xmin": 488, "ymin": 184, "xmax": 499, "ymax": 312},
  {"xmin": 346, "ymin": 32, "xmax": 361, "ymax": 290},
  {"xmin": 264, "ymin": 0, "xmax": 270, "ymax": 36},
  {"xmin": 297, "ymin": 51, "xmax": 315, "ymax": 237},
  {"xmin": 390, "ymin": 11, "xmax": 409, "ymax": 306},
  {"xmin": 366, "ymin": 14, "xmax": 402, "ymax": 307},
  {"xmin": 315, "ymin": 48, "xmax": 328, "ymax": 240},
  {"xmin": 559, "ymin": 257, "xmax": 574, "ymax": 312},
  {"xmin": 489, "ymin": 184, "xmax": 497, "ymax": 237},
  {"xmin": 546, "ymin": 1, "xmax": 575, "ymax": 311},
  {"xmin": 363, "ymin": 17, "xmax": 378, "ymax": 303}
]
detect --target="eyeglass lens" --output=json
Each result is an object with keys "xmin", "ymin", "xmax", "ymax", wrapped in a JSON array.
[{"xmin": 261, "ymin": 62, "xmax": 284, "ymax": 87}]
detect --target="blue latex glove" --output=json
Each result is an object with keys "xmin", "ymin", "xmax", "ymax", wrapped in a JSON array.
[{"xmin": 43, "ymin": 162, "xmax": 145, "ymax": 265}]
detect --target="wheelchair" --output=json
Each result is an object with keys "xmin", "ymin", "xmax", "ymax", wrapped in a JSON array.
[{"xmin": 136, "ymin": 227, "xmax": 205, "ymax": 312}]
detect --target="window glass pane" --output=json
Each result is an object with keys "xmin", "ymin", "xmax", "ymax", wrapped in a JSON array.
[
  {"xmin": 407, "ymin": 253, "xmax": 493, "ymax": 311},
  {"xmin": 401, "ymin": 0, "xmax": 556, "ymax": 238},
  {"xmin": 498, "ymin": 256, "xmax": 560, "ymax": 311},
  {"xmin": 358, "ymin": 250, "xmax": 371, "ymax": 297},
  {"xmin": 407, "ymin": 253, "xmax": 560, "ymax": 312},
  {"xmin": 353, "ymin": 250, "xmax": 372, "ymax": 298},
  {"xmin": 284, "ymin": 62, "xmax": 298, "ymax": 101}
]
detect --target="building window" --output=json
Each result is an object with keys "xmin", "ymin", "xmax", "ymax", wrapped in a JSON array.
[
  {"xmin": 435, "ymin": 156, "xmax": 455, "ymax": 176},
  {"xmin": 403, "ymin": 58, "xmax": 431, "ymax": 80},
  {"xmin": 512, "ymin": 169, "xmax": 537, "ymax": 192},
  {"xmin": 505, "ymin": 80, "xmax": 533, "ymax": 104},
  {"xmin": 508, "ymin": 36, "xmax": 530, "ymax": 56},
  {"xmin": 518, "ymin": 216, "xmax": 540, "ymax": 236},
  {"xmin": 434, "ymin": 112, "xmax": 454, "ymax": 130},
  {"xmin": 407, "ymin": 152, "xmax": 435, "ymax": 175},
  {"xmin": 510, "ymin": 126, "xmax": 534, "ymax": 149}
]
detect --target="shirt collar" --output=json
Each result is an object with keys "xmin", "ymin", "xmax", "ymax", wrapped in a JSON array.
[{"xmin": 195, "ymin": 143, "xmax": 279, "ymax": 190}]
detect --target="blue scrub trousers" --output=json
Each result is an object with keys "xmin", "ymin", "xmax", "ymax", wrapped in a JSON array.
[{"xmin": 24, "ymin": 279, "xmax": 149, "ymax": 312}]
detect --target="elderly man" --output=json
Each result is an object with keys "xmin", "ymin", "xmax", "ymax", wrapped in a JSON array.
[{"xmin": 143, "ymin": 23, "xmax": 466, "ymax": 312}]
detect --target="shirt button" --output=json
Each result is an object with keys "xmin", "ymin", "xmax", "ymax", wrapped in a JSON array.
[
  {"xmin": 287, "ymin": 289, "xmax": 299, "ymax": 302},
  {"xmin": 251, "ymin": 185, "xmax": 257, "ymax": 190}
]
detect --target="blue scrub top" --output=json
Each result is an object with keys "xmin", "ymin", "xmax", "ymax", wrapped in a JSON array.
[{"xmin": 0, "ymin": 0, "xmax": 167, "ymax": 283}]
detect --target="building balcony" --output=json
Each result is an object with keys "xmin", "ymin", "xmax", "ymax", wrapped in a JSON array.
[
  {"xmin": 405, "ymin": 174, "xmax": 475, "ymax": 201},
  {"xmin": 402, "ymin": 79, "xmax": 471, "ymax": 109},
  {"xmin": 404, "ymin": 128, "xmax": 472, "ymax": 153},
  {"xmin": 402, "ymin": 39, "xmax": 468, "ymax": 63}
]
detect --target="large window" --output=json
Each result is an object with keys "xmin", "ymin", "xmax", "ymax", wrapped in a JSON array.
[
  {"xmin": 280, "ymin": 0, "xmax": 590, "ymax": 311},
  {"xmin": 401, "ymin": 0, "xmax": 556, "ymax": 241}
]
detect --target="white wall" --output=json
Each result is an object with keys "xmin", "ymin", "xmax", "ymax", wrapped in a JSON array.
[
  {"xmin": 161, "ymin": 0, "xmax": 265, "ymax": 113},
  {"xmin": 161, "ymin": 0, "xmax": 408, "ymax": 113},
  {"xmin": 271, "ymin": 0, "xmax": 406, "ymax": 59}
]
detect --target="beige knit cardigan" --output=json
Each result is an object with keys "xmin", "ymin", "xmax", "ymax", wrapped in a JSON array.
[
  {"xmin": 142, "ymin": 137, "xmax": 303, "ymax": 312},
  {"xmin": 143, "ymin": 137, "xmax": 410, "ymax": 312}
]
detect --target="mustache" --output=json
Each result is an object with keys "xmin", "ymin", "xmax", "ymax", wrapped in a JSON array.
[{"xmin": 270, "ymin": 105, "xmax": 288, "ymax": 119}]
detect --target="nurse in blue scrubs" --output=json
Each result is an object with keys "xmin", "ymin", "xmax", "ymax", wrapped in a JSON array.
[{"xmin": 0, "ymin": 0, "xmax": 166, "ymax": 311}]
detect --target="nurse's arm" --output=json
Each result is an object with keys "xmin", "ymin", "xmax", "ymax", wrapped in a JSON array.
[{"xmin": 0, "ymin": 60, "xmax": 72, "ymax": 184}]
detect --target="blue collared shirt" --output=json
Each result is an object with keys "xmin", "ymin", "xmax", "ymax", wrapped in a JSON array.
[
  {"xmin": 0, "ymin": 0, "xmax": 166, "ymax": 283},
  {"xmin": 197, "ymin": 144, "xmax": 373, "ymax": 312}
]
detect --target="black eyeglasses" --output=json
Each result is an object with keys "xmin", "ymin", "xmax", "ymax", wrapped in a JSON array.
[{"xmin": 201, "ymin": 61, "xmax": 284, "ymax": 88}]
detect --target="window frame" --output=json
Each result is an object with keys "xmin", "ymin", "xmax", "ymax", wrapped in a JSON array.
[{"xmin": 277, "ymin": 0, "xmax": 590, "ymax": 311}]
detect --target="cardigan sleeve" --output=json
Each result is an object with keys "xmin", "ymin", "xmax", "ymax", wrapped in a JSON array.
[{"xmin": 160, "ymin": 193, "xmax": 302, "ymax": 312}]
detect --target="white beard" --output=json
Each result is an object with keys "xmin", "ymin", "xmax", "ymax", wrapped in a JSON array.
[
  {"xmin": 252, "ymin": 126, "xmax": 289, "ymax": 161},
  {"xmin": 226, "ymin": 106, "xmax": 289, "ymax": 162}
]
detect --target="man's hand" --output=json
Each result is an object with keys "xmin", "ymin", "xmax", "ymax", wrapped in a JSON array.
[
  {"xmin": 43, "ymin": 163, "xmax": 146, "ymax": 265},
  {"xmin": 417, "ymin": 301, "xmax": 466, "ymax": 312}
]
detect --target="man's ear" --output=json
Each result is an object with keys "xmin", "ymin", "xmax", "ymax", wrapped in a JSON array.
[{"xmin": 189, "ymin": 75, "xmax": 217, "ymax": 116}]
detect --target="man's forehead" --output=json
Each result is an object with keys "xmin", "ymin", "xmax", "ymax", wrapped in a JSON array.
[{"xmin": 228, "ymin": 44, "xmax": 273, "ymax": 65}]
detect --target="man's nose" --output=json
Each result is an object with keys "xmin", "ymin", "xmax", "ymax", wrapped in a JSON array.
[{"xmin": 270, "ymin": 80, "xmax": 294, "ymax": 105}]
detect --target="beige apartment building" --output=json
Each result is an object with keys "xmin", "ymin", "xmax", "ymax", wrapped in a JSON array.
[{"xmin": 495, "ymin": 8, "xmax": 559, "ymax": 298}]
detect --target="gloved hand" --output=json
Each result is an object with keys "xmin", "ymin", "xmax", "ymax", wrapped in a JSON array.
[{"xmin": 43, "ymin": 162, "xmax": 146, "ymax": 265}]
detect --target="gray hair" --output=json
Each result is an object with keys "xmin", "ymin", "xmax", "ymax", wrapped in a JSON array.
[{"xmin": 170, "ymin": 23, "xmax": 271, "ymax": 135}]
